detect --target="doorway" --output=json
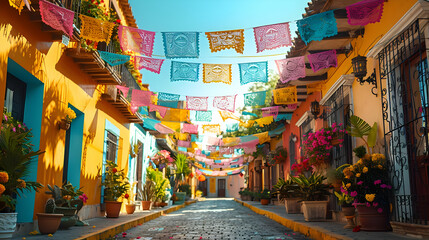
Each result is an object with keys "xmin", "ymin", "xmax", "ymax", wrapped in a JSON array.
[{"xmin": 217, "ymin": 179, "xmax": 226, "ymax": 197}]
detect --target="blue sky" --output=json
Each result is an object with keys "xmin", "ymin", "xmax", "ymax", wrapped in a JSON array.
[{"xmin": 128, "ymin": 0, "xmax": 309, "ymax": 109}]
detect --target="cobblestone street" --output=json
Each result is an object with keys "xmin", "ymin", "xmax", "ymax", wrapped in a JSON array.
[{"xmin": 115, "ymin": 199, "xmax": 308, "ymax": 240}]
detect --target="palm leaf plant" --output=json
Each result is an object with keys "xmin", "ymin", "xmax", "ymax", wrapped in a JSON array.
[
  {"xmin": 290, "ymin": 173, "xmax": 331, "ymax": 201},
  {"xmin": 347, "ymin": 115, "xmax": 377, "ymax": 154},
  {"xmin": 273, "ymin": 178, "xmax": 300, "ymax": 200},
  {"xmin": 173, "ymin": 154, "xmax": 191, "ymax": 192}
]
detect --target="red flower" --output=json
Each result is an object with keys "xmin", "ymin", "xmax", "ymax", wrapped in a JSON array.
[
  {"xmin": 352, "ymin": 225, "xmax": 361, "ymax": 232},
  {"xmin": 88, "ymin": 10, "xmax": 91, "ymax": 13},
  {"xmin": 124, "ymin": 193, "xmax": 129, "ymax": 199},
  {"xmin": 112, "ymin": 168, "xmax": 117, "ymax": 173},
  {"xmin": 115, "ymin": 19, "xmax": 121, "ymax": 24}
]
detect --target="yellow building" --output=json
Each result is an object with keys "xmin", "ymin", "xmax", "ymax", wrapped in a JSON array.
[{"xmin": 0, "ymin": 0, "xmax": 158, "ymax": 228}]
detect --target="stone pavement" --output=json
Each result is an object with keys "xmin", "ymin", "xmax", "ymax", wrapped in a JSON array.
[
  {"xmin": 116, "ymin": 198, "xmax": 308, "ymax": 240},
  {"xmin": 236, "ymin": 199, "xmax": 415, "ymax": 240}
]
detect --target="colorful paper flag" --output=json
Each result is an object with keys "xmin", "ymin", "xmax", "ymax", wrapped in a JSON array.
[
  {"xmin": 297, "ymin": 10, "xmax": 338, "ymax": 44},
  {"xmin": 149, "ymin": 104, "xmax": 168, "ymax": 118},
  {"xmin": 118, "ymin": 25, "xmax": 155, "ymax": 57},
  {"xmin": 307, "ymin": 50, "xmax": 337, "ymax": 72},
  {"xmin": 202, "ymin": 124, "xmax": 221, "ymax": 135},
  {"xmin": 275, "ymin": 56, "xmax": 306, "ymax": 83},
  {"xmin": 253, "ymin": 23, "xmax": 292, "ymax": 52},
  {"xmin": 131, "ymin": 89, "xmax": 153, "ymax": 106},
  {"xmin": 39, "ymin": 0, "xmax": 74, "ymax": 37},
  {"xmin": 203, "ymin": 64, "xmax": 232, "ymax": 84},
  {"xmin": 273, "ymin": 86, "xmax": 297, "ymax": 105},
  {"xmin": 195, "ymin": 111, "xmax": 212, "ymax": 122},
  {"xmin": 116, "ymin": 85, "xmax": 129, "ymax": 98},
  {"xmin": 163, "ymin": 32, "xmax": 199, "ymax": 58},
  {"xmin": 79, "ymin": 15, "xmax": 115, "ymax": 44},
  {"xmin": 158, "ymin": 92, "xmax": 180, "ymax": 101},
  {"xmin": 243, "ymin": 91, "xmax": 266, "ymax": 106},
  {"xmin": 186, "ymin": 96, "xmax": 209, "ymax": 111},
  {"xmin": 205, "ymin": 29, "xmax": 245, "ymax": 54},
  {"xmin": 226, "ymin": 123, "xmax": 239, "ymax": 133},
  {"xmin": 346, "ymin": 0, "xmax": 384, "ymax": 26},
  {"xmin": 239, "ymin": 62, "xmax": 268, "ymax": 85},
  {"xmin": 261, "ymin": 106, "xmax": 279, "ymax": 118},
  {"xmin": 219, "ymin": 111, "xmax": 242, "ymax": 122},
  {"xmin": 170, "ymin": 61, "xmax": 200, "ymax": 82},
  {"xmin": 182, "ymin": 123, "xmax": 199, "ymax": 134},
  {"xmin": 98, "ymin": 51, "xmax": 130, "ymax": 66},
  {"xmin": 133, "ymin": 56, "xmax": 164, "ymax": 74},
  {"xmin": 213, "ymin": 95, "xmax": 236, "ymax": 112}
]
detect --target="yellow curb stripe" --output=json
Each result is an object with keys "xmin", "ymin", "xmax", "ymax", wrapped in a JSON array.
[
  {"xmin": 75, "ymin": 201, "xmax": 196, "ymax": 240},
  {"xmin": 234, "ymin": 198, "xmax": 353, "ymax": 240}
]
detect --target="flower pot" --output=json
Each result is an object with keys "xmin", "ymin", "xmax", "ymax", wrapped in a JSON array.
[
  {"xmin": 260, "ymin": 198, "xmax": 270, "ymax": 205},
  {"xmin": 341, "ymin": 206, "xmax": 356, "ymax": 229},
  {"xmin": 174, "ymin": 192, "xmax": 186, "ymax": 205},
  {"xmin": 141, "ymin": 201, "xmax": 152, "ymax": 210},
  {"xmin": 356, "ymin": 205, "xmax": 390, "ymax": 231},
  {"xmin": 159, "ymin": 202, "xmax": 168, "ymax": 207},
  {"xmin": 105, "ymin": 201, "xmax": 122, "ymax": 218},
  {"xmin": 58, "ymin": 119, "xmax": 71, "ymax": 130},
  {"xmin": 153, "ymin": 202, "xmax": 161, "ymax": 208},
  {"xmin": 0, "ymin": 213, "xmax": 17, "ymax": 239},
  {"xmin": 284, "ymin": 198, "xmax": 301, "ymax": 214},
  {"xmin": 126, "ymin": 204, "xmax": 136, "ymax": 214},
  {"xmin": 36, "ymin": 213, "xmax": 64, "ymax": 234},
  {"xmin": 301, "ymin": 201, "xmax": 328, "ymax": 221},
  {"xmin": 241, "ymin": 195, "xmax": 251, "ymax": 201},
  {"xmin": 54, "ymin": 207, "xmax": 77, "ymax": 229}
]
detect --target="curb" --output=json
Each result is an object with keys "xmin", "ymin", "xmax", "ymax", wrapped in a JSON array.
[
  {"xmin": 76, "ymin": 200, "xmax": 197, "ymax": 240},
  {"xmin": 234, "ymin": 198, "xmax": 352, "ymax": 240}
]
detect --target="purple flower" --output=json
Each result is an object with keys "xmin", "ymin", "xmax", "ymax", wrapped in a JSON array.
[
  {"xmin": 366, "ymin": 202, "xmax": 371, "ymax": 207},
  {"xmin": 380, "ymin": 184, "xmax": 387, "ymax": 188},
  {"xmin": 357, "ymin": 181, "xmax": 363, "ymax": 185},
  {"xmin": 350, "ymin": 191, "xmax": 357, "ymax": 197},
  {"xmin": 373, "ymin": 202, "xmax": 379, "ymax": 207},
  {"xmin": 374, "ymin": 180, "xmax": 382, "ymax": 185},
  {"xmin": 387, "ymin": 185, "xmax": 392, "ymax": 189},
  {"xmin": 4, "ymin": 115, "xmax": 7, "ymax": 121},
  {"xmin": 377, "ymin": 208, "xmax": 383, "ymax": 213},
  {"xmin": 18, "ymin": 124, "xmax": 21, "ymax": 128},
  {"xmin": 12, "ymin": 127, "xmax": 16, "ymax": 132}
]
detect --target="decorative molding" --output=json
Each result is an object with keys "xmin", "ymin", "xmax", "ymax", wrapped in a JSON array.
[
  {"xmin": 296, "ymin": 111, "xmax": 310, "ymax": 127},
  {"xmin": 320, "ymin": 74, "xmax": 355, "ymax": 105},
  {"xmin": 367, "ymin": 0, "xmax": 429, "ymax": 58}
]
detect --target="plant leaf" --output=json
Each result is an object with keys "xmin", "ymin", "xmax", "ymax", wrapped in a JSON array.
[
  {"xmin": 347, "ymin": 115, "xmax": 371, "ymax": 138},
  {"xmin": 367, "ymin": 122, "xmax": 378, "ymax": 148}
]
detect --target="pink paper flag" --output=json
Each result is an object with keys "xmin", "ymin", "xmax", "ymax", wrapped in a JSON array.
[
  {"xmin": 307, "ymin": 50, "xmax": 337, "ymax": 72},
  {"xmin": 236, "ymin": 139, "xmax": 259, "ymax": 154},
  {"xmin": 149, "ymin": 104, "xmax": 168, "ymax": 118},
  {"xmin": 131, "ymin": 89, "xmax": 153, "ymax": 107},
  {"xmin": 213, "ymin": 95, "xmax": 237, "ymax": 113},
  {"xmin": 118, "ymin": 25, "xmax": 156, "ymax": 57},
  {"xmin": 39, "ymin": 0, "xmax": 74, "ymax": 37},
  {"xmin": 130, "ymin": 103, "xmax": 139, "ymax": 114},
  {"xmin": 207, "ymin": 145, "xmax": 217, "ymax": 152},
  {"xmin": 262, "ymin": 106, "xmax": 279, "ymax": 118},
  {"xmin": 182, "ymin": 123, "xmax": 199, "ymax": 134},
  {"xmin": 253, "ymin": 23, "xmax": 292, "ymax": 53},
  {"xmin": 116, "ymin": 85, "xmax": 129, "ymax": 98},
  {"xmin": 133, "ymin": 56, "xmax": 164, "ymax": 74},
  {"xmin": 206, "ymin": 136, "xmax": 220, "ymax": 146},
  {"xmin": 287, "ymin": 103, "xmax": 298, "ymax": 110},
  {"xmin": 220, "ymin": 147, "xmax": 233, "ymax": 155},
  {"xmin": 155, "ymin": 123, "xmax": 175, "ymax": 134},
  {"xmin": 275, "ymin": 56, "xmax": 306, "ymax": 83},
  {"xmin": 186, "ymin": 96, "xmax": 209, "ymax": 111},
  {"xmin": 178, "ymin": 140, "xmax": 191, "ymax": 148},
  {"xmin": 346, "ymin": 0, "xmax": 384, "ymax": 26}
]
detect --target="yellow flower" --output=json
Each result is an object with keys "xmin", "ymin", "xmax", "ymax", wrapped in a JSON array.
[
  {"xmin": 0, "ymin": 184, "xmax": 5, "ymax": 195},
  {"xmin": 357, "ymin": 159, "xmax": 363, "ymax": 165},
  {"xmin": 0, "ymin": 172, "xmax": 9, "ymax": 183},
  {"xmin": 362, "ymin": 167, "xmax": 368, "ymax": 173},
  {"xmin": 356, "ymin": 173, "xmax": 361, "ymax": 178},
  {"xmin": 378, "ymin": 165, "xmax": 383, "ymax": 169},
  {"xmin": 363, "ymin": 154, "xmax": 371, "ymax": 160},
  {"xmin": 346, "ymin": 183, "xmax": 351, "ymax": 188},
  {"xmin": 365, "ymin": 194, "xmax": 376, "ymax": 202},
  {"xmin": 17, "ymin": 179, "xmax": 26, "ymax": 188},
  {"xmin": 65, "ymin": 108, "xmax": 76, "ymax": 121},
  {"xmin": 48, "ymin": 234, "xmax": 53, "ymax": 237}
]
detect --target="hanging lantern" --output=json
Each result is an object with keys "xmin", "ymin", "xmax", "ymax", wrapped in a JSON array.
[
  {"xmin": 198, "ymin": 175, "xmax": 206, "ymax": 182},
  {"xmin": 239, "ymin": 173, "xmax": 244, "ymax": 177},
  {"xmin": 310, "ymin": 100, "xmax": 320, "ymax": 118},
  {"xmin": 351, "ymin": 55, "xmax": 368, "ymax": 81}
]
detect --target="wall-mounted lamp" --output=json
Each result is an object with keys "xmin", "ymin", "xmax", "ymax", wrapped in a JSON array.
[
  {"xmin": 291, "ymin": 133, "xmax": 298, "ymax": 143},
  {"xmin": 310, "ymin": 100, "xmax": 325, "ymax": 119},
  {"xmin": 351, "ymin": 55, "xmax": 378, "ymax": 96}
]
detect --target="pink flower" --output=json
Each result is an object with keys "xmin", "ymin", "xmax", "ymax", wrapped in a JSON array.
[
  {"xmin": 373, "ymin": 202, "xmax": 379, "ymax": 207},
  {"xmin": 374, "ymin": 180, "xmax": 382, "ymax": 185},
  {"xmin": 380, "ymin": 184, "xmax": 387, "ymax": 188},
  {"xmin": 377, "ymin": 208, "xmax": 383, "ymax": 213},
  {"xmin": 366, "ymin": 202, "xmax": 371, "ymax": 207},
  {"xmin": 350, "ymin": 191, "xmax": 357, "ymax": 197},
  {"xmin": 386, "ymin": 185, "xmax": 392, "ymax": 189},
  {"xmin": 357, "ymin": 181, "xmax": 363, "ymax": 185},
  {"xmin": 4, "ymin": 115, "xmax": 7, "ymax": 121},
  {"xmin": 12, "ymin": 127, "xmax": 16, "ymax": 132}
]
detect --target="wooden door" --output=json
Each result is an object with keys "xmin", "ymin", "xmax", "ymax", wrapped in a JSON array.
[{"xmin": 217, "ymin": 179, "xmax": 226, "ymax": 197}]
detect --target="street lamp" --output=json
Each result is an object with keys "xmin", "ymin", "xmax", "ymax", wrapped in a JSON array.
[{"xmin": 351, "ymin": 55, "xmax": 378, "ymax": 96}]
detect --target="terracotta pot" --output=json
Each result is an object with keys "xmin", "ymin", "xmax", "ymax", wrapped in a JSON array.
[
  {"xmin": 126, "ymin": 204, "xmax": 136, "ymax": 214},
  {"xmin": 0, "ymin": 213, "xmax": 18, "ymax": 239},
  {"xmin": 301, "ymin": 201, "xmax": 328, "ymax": 221},
  {"xmin": 342, "ymin": 206, "xmax": 356, "ymax": 229},
  {"xmin": 36, "ymin": 213, "xmax": 63, "ymax": 234},
  {"xmin": 153, "ymin": 202, "xmax": 161, "ymax": 208},
  {"xmin": 105, "ymin": 201, "xmax": 122, "ymax": 218},
  {"xmin": 241, "ymin": 195, "xmax": 251, "ymax": 201},
  {"xmin": 260, "ymin": 198, "xmax": 270, "ymax": 205},
  {"xmin": 159, "ymin": 202, "xmax": 168, "ymax": 207},
  {"xmin": 284, "ymin": 198, "xmax": 301, "ymax": 214},
  {"xmin": 141, "ymin": 201, "xmax": 152, "ymax": 210},
  {"xmin": 356, "ymin": 205, "xmax": 390, "ymax": 231}
]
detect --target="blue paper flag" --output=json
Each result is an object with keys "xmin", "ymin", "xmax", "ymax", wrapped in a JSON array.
[
  {"xmin": 163, "ymin": 32, "xmax": 199, "ymax": 58},
  {"xmin": 276, "ymin": 113, "xmax": 292, "ymax": 121},
  {"xmin": 242, "ymin": 111, "xmax": 258, "ymax": 117},
  {"xmin": 297, "ymin": 10, "xmax": 338, "ymax": 44},
  {"xmin": 239, "ymin": 61, "xmax": 268, "ymax": 85},
  {"xmin": 243, "ymin": 91, "xmax": 266, "ymax": 106},
  {"xmin": 158, "ymin": 92, "xmax": 180, "ymax": 101},
  {"xmin": 139, "ymin": 106, "xmax": 149, "ymax": 115},
  {"xmin": 170, "ymin": 61, "xmax": 200, "ymax": 82},
  {"xmin": 195, "ymin": 110, "xmax": 212, "ymax": 122},
  {"xmin": 98, "ymin": 50, "xmax": 130, "ymax": 66},
  {"xmin": 158, "ymin": 100, "xmax": 178, "ymax": 108},
  {"xmin": 143, "ymin": 118, "xmax": 160, "ymax": 131},
  {"xmin": 191, "ymin": 134, "xmax": 204, "ymax": 142},
  {"xmin": 226, "ymin": 123, "xmax": 239, "ymax": 132},
  {"xmin": 239, "ymin": 135, "xmax": 259, "ymax": 143},
  {"xmin": 178, "ymin": 147, "xmax": 188, "ymax": 152}
]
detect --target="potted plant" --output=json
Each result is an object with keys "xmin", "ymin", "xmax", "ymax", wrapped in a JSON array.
[
  {"xmin": 100, "ymin": 160, "xmax": 129, "ymax": 218},
  {"xmin": 37, "ymin": 199, "xmax": 64, "ymax": 235},
  {"xmin": 346, "ymin": 115, "xmax": 391, "ymax": 231},
  {"xmin": 0, "ymin": 113, "xmax": 44, "ymax": 239},
  {"xmin": 172, "ymin": 154, "xmax": 190, "ymax": 204},
  {"xmin": 141, "ymin": 167, "xmax": 156, "ymax": 210},
  {"xmin": 290, "ymin": 173, "xmax": 331, "ymax": 221},
  {"xmin": 124, "ymin": 182, "xmax": 137, "ymax": 214},
  {"xmin": 151, "ymin": 168, "xmax": 170, "ymax": 207},
  {"xmin": 58, "ymin": 107, "xmax": 76, "ymax": 130},
  {"xmin": 238, "ymin": 188, "xmax": 252, "ymax": 201},
  {"xmin": 44, "ymin": 182, "xmax": 87, "ymax": 229},
  {"xmin": 326, "ymin": 164, "xmax": 349, "ymax": 192},
  {"xmin": 259, "ymin": 189, "xmax": 271, "ymax": 205},
  {"xmin": 334, "ymin": 186, "xmax": 356, "ymax": 229},
  {"xmin": 274, "ymin": 178, "xmax": 301, "ymax": 214}
]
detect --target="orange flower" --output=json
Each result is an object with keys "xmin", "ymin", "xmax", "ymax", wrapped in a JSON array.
[
  {"xmin": 17, "ymin": 179, "xmax": 26, "ymax": 188},
  {"xmin": 0, "ymin": 172, "xmax": 9, "ymax": 183},
  {"xmin": 0, "ymin": 184, "xmax": 5, "ymax": 195}
]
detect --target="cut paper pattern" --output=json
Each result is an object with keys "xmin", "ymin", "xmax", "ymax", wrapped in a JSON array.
[
  {"xmin": 155, "ymin": 123, "xmax": 175, "ymax": 134},
  {"xmin": 202, "ymin": 124, "xmax": 221, "ymax": 135},
  {"xmin": 273, "ymin": 86, "xmax": 297, "ymax": 105},
  {"xmin": 205, "ymin": 29, "xmax": 245, "ymax": 54},
  {"xmin": 143, "ymin": 118, "xmax": 160, "ymax": 131},
  {"xmin": 203, "ymin": 64, "xmax": 232, "ymax": 84},
  {"xmin": 254, "ymin": 131, "xmax": 271, "ymax": 144},
  {"xmin": 239, "ymin": 62, "xmax": 268, "ymax": 85},
  {"xmin": 158, "ymin": 92, "xmax": 180, "ymax": 101},
  {"xmin": 244, "ymin": 91, "xmax": 266, "ymax": 106},
  {"xmin": 9, "ymin": 0, "xmax": 28, "ymax": 14},
  {"xmin": 149, "ymin": 104, "xmax": 168, "ymax": 118},
  {"xmin": 255, "ymin": 116, "xmax": 274, "ymax": 128},
  {"xmin": 178, "ymin": 140, "xmax": 191, "ymax": 148},
  {"xmin": 219, "ymin": 111, "xmax": 242, "ymax": 122},
  {"xmin": 205, "ymin": 136, "xmax": 220, "ymax": 145},
  {"xmin": 239, "ymin": 120, "xmax": 255, "ymax": 128},
  {"xmin": 171, "ymin": 61, "xmax": 200, "ymax": 82},
  {"xmin": 346, "ymin": 0, "xmax": 384, "ymax": 26},
  {"xmin": 186, "ymin": 96, "xmax": 209, "ymax": 111},
  {"xmin": 118, "ymin": 25, "xmax": 155, "ymax": 57},
  {"xmin": 158, "ymin": 100, "xmax": 178, "ymax": 108},
  {"xmin": 253, "ymin": 23, "xmax": 292, "ymax": 53},
  {"xmin": 242, "ymin": 111, "xmax": 258, "ymax": 117},
  {"xmin": 195, "ymin": 111, "xmax": 212, "ymax": 122},
  {"xmin": 39, "ymin": 0, "xmax": 74, "ymax": 37},
  {"xmin": 262, "ymin": 106, "xmax": 279, "ymax": 118},
  {"xmin": 226, "ymin": 123, "xmax": 239, "ymax": 133},
  {"xmin": 207, "ymin": 145, "xmax": 217, "ymax": 152},
  {"xmin": 163, "ymin": 32, "xmax": 199, "ymax": 58},
  {"xmin": 287, "ymin": 103, "xmax": 298, "ymax": 110},
  {"xmin": 178, "ymin": 147, "xmax": 188, "ymax": 152},
  {"xmin": 220, "ymin": 147, "xmax": 234, "ymax": 155},
  {"xmin": 191, "ymin": 134, "xmax": 204, "ymax": 143},
  {"xmin": 213, "ymin": 95, "xmax": 236, "ymax": 112},
  {"xmin": 98, "ymin": 51, "xmax": 130, "ymax": 66},
  {"xmin": 276, "ymin": 114, "xmax": 292, "ymax": 121},
  {"xmin": 116, "ymin": 85, "xmax": 129, "ymax": 98},
  {"xmin": 161, "ymin": 121, "xmax": 181, "ymax": 132},
  {"xmin": 133, "ymin": 56, "xmax": 164, "ymax": 74},
  {"xmin": 131, "ymin": 89, "xmax": 153, "ymax": 106},
  {"xmin": 307, "ymin": 50, "xmax": 337, "ymax": 72},
  {"xmin": 297, "ymin": 10, "xmax": 338, "ymax": 44},
  {"xmin": 162, "ymin": 109, "xmax": 189, "ymax": 122},
  {"xmin": 182, "ymin": 123, "xmax": 199, "ymax": 134},
  {"xmin": 236, "ymin": 139, "xmax": 259, "ymax": 154},
  {"xmin": 275, "ymin": 56, "xmax": 306, "ymax": 83},
  {"xmin": 175, "ymin": 132, "xmax": 189, "ymax": 141},
  {"xmin": 79, "ymin": 15, "xmax": 115, "ymax": 44}
]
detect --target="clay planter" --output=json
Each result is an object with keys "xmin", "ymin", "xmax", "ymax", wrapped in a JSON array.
[
  {"xmin": 126, "ymin": 204, "xmax": 136, "ymax": 214},
  {"xmin": 301, "ymin": 201, "xmax": 328, "ymax": 221},
  {"xmin": 58, "ymin": 119, "xmax": 71, "ymax": 130},
  {"xmin": 260, "ymin": 198, "xmax": 270, "ymax": 205},
  {"xmin": 0, "ymin": 213, "xmax": 18, "ymax": 239},
  {"xmin": 241, "ymin": 195, "xmax": 251, "ymax": 201},
  {"xmin": 54, "ymin": 207, "xmax": 77, "ymax": 229},
  {"xmin": 36, "ymin": 213, "xmax": 64, "ymax": 234},
  {"xmin": 356, "ymin": 205, "xmax": 390, "ymax": 231},
  {"xmin": 341, "ymin": 206, "xmax": 356, "ymax": 229},
  {"xmin": 105, "ymin": 201, "xmax": 122, "ymax": 218},
  {"xmin": 284, "ymin": 198, "xmax": 301, "ymax": 214},
  {"xmin": 141, "ymin": 201, "xmax": 152, "ymax": 210},
  {"xmin": 159, "ymin": 202, "xmax": 168, "ymax": 207}
]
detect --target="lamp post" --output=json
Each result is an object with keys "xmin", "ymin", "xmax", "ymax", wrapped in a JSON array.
[{"xmin": 351, "ymin": 55, "xmax": 378, "ymax": 96}]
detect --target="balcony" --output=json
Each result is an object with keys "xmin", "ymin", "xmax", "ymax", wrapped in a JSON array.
[{"xmin": 101, "ymin": 82, "xmax": 142, "ymax": 123}]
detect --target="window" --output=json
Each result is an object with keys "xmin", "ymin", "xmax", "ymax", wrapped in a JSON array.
[
  {"xmin": 300, "ymin": 117, "xmax": 313, "ymax": 146},
  {"xmin": 106, "ymin": 131, "xmax": 118, "ymax": 162},
  {"xmin": 4, "ymin": 73, "xmax": 27, "ymax": 122}
]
